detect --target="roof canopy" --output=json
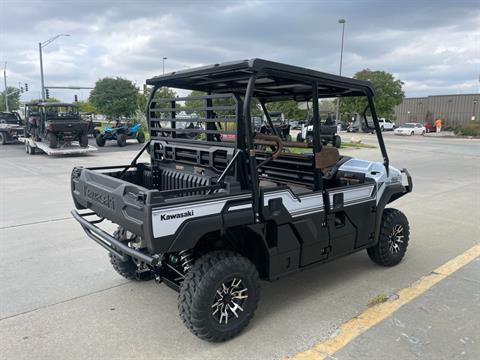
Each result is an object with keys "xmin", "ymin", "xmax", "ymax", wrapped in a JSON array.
[{"xmin": 146, "ymin": 58, "xmax": 374, "ymax": 102}]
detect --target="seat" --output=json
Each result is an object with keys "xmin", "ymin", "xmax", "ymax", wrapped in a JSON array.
[{"xmin": 315, "ymin": 147, "xmax": 340, "ymax": 173}]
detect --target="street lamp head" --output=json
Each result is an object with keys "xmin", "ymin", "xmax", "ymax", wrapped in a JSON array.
[
  {"xmin": 163, "ymin": 57, "xmax": 168, "ymax": 60},
  {"xmin": 338, "ymin": 19, "xmax": 346, "ymax": 24}
]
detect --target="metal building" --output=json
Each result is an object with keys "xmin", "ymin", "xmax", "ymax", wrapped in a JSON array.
[{"xmin": 394, "ymin": 94, "xmax": 480, "ymax": 127}]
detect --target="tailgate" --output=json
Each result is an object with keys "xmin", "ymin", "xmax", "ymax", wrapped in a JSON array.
[{"xmin": 71, "ymin": 167, "xmax": 152, "ymax": 241}]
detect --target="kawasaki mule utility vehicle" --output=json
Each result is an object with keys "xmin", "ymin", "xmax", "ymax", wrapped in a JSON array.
[
  {"xmin": 25, "ymin": 102, "xmax": 89, "ymax": 149},
  {"xmin": 71, "ymin": 59, "xmax": 412, "ymax": 342}
]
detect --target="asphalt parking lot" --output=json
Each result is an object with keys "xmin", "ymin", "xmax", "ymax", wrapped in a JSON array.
[{"xmin": 0, "ymin": 134, "xmax": 479, "ymax": 359}]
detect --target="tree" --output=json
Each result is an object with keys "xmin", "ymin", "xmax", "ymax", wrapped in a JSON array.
[
  {"xmin": 137, "ymin": 86, "xmax": 178, "ymax": 112},
  {"xmin": 339, "ymin": 69, "xmax": 404, "ymax": 118},
  {"xmin": 89, "ymin": 77, "xmax": 139, "ymax": 118},
  {"xmin": 76, "ymin": 100, "xmax": 97, "ymax": 113},
  {"xmin": 266, "ymin": 100, "xmax": 308, "ymax": 120},
  {"xmin": 0, "ymin": 86, "xmax": 21, "ymax": 111}
]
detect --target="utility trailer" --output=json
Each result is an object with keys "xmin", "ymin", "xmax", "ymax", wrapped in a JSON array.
[
  {"xmin": 70, "ymin": 59, "xmax": 412, "ymax": 342},
  {"xmin": 19, "ymin": 137, "xmax": 97, "ymax": 155}
]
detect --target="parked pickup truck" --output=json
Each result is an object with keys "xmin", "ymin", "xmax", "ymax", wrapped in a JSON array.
[{"xmin": 0, "ymin": 111, "xmax": 24, "ymax": 144}]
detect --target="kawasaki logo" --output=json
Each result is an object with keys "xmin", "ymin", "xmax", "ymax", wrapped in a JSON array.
[
  {"xmin": 160, "ymin": 210, "xmax": 194, "ymax": 221},
  {"xmin": 85, "ymin": 188, "xmax": 115, "ymax": 210}
]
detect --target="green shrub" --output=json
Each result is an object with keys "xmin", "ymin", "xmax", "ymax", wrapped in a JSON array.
[{"xmin": 455, "ymin": 121, "xmax": 480, "ymax": 136}]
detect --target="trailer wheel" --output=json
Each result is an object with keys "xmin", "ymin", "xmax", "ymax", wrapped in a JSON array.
[
  {"xmin": 95, "ymin": 134, "xmax": 106, "ymax": 147},
  {"xmin": 179, "ymin": 251, "xmax": 260, "ymax": 342},
  {"xmin": 0, "ymin": 132, "xmax": 6, "ymax": 145},
  {"xmin": 136, "ymin": 131, "xmax": 145, "ymax": 143},
  {"xmin": 367, "ymin": 208, "xmax": 410, "ymax": 266},
  {"xmin": 47, "ymin": 132, "xmax": 58, "ymax": 148},
  {"xmin": 334, "ymin": 135, "xmax": 342, "ymax": 148},
  {"xmin": 109, "ymin": 229, "xmax": 153, "ymax": 281},
  {"xmin": 79, "ymin": 133, "xmax": 89, "ymax": 148},
  {"xmin": 117, "ymin": 133, "xmax": 127, "ymax": 147}
]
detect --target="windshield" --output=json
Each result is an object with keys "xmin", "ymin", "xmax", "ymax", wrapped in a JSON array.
[
  {"xmin": 43, "ymin": 106, "xmax": 80, "ymax": 120},
  {"xmin": 403, "ymin": 123, "xmax": 415, "ymax": 128},
  {"xmin": 0, "ymin": 113, "xmax": 20, "ymax": 124}
]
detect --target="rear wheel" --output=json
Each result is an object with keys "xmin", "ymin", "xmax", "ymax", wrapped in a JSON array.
[
  {"xmin": 79, "ymin": 132, "xmax": 88, "ymax": 147},
  {"xmin": 136, "ymin": 131, "xmax": 145, "ymax": 143},
  {"xmin": 117, "ymin": 133, "xmax": 127, "ymax": 147},
  {"xmin": 410, "ymin": 131, "xmax": 414, "ymax": 136},
  {"xmin": 0, "ymin": 132, "xmax": 6, "ymax": 145},
  {"xmin": 109, "ymin": 229, "xmax": 153, "ymax": 281},
  {"xmin": 296, "ymin": 133, "xmax": 303, "ymax": 142},
  {"xmin": 367, "ymin": 208, "xmax": 410, "ymax": 266},
  {"xmin": 95, "ymin": 134, "xmax": 105, "ymax": 147},
  {"xmin": 47, "ymin": 132, "xmax": 57, "ymax": 148},
  {"xmin": 179, "ymin": 251, "xmax": 260, "ymax": 342}
]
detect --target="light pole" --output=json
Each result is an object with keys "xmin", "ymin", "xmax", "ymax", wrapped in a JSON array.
[
  {"xmin": 3, "ymin": 62, "xmax": 7, "ymax": 111},
  {"xmin": 336, "ymin": 19, "xmax": 346, "ymax": 122},
  {"xmin": 39, "ymin": 34, "xmax": 70, "ymax": 100},
  {"xmin": 162, "ymin": 57, "xmax": 168, "ymax": 76}
]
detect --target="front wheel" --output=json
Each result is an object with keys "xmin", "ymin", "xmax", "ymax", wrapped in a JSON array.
[
  {"xmin": 334, "ymin": 134, "xmax": 342, "ymax": 148},
  {"xmin": 117, "ymin": 133, "xmax": 127, "ymax": 147},
  {"xmin": 410, "ymin": 131, "xmax": 414, "ymax": 136},
  {"xmin": 179, "ymin": 251, "xmax": 260, "ymax": 342},
  {"xmin": 96, "ymin": 134, "xmax": 106, "ymax": 147},
  {"xmin": 0, "ymin": 132, "xmax": 6, "ymax": 145},
  {"xmin": 367, "ymin": 208, "xmax": 410, "ymax": 266},
  {"xmin": 296, "ymin": 133, "xmax": 304, "ymax": 142},
  {"xmin": 136, "ymin": 131, "xmax": 145, "ymax": 143}
]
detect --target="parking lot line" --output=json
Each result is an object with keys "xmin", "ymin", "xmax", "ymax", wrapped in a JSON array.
[{"xmin": 288, "ymin": 243, "xmax": 480, "ymax": 360}]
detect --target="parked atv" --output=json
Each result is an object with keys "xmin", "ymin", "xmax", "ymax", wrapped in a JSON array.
[{"xmin": 95, "ymin": 122, "xmax": 145, "ymax": 147}]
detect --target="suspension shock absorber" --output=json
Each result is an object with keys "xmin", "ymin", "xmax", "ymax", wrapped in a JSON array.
[{"xmin": 179, "ymin": 249, "xmax": 194, "ymax": 273}]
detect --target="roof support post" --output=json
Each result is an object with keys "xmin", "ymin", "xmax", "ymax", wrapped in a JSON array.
[
  {"xmin": 243, "ymin": 73, "xmax": 260, "ymax": 221},
  {"xmin": 366, "ymin": 93, "xmax": 389, "ymax": 174},
  {"xmin": 311, "ymin": 81, "xmax": 323, "ymax": 191},
  {"xmin": 260, "ymin": 100, "xmax": 279, "ymax": 136}
]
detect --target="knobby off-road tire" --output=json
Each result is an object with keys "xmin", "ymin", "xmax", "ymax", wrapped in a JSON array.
[
  {"xmin": 334, "ymin": 134, "xmax": 342, "ymax": 148},
  {"xmin": 95, "ymin": 134, "xmax": 106, "ymax": 147},
  {"xmin": 47, "ymin": 132, "xmax": 58, "ymax": 148},
  {"xmin": 136, "ymin": 131, "xmax": 145, "ymax": 143},
  {"xmin": 79, "ymin": 132, "xmax": 89, "ymax": 147},
  {"xmin": 178, "ymin": 251, "xmax": 260, "ymax": 342},
  {"xmin": 117, "ymin": 133, "xmax": 127, "ymax": 147},
  {"xmin": 109, "ymin": 229, "xmax": 153, "ymax": 281},
  {"xmin": 367, "ymin": 208, "xmax": 410, "ymax": 266}
]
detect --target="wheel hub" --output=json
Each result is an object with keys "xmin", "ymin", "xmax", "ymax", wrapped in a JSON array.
[
  {"xmin": 388, "ymin": 224, "xmax": 404, "ymax": 253},
  {"xmin": 211, "ymin": 278, "xmax": 248, "ymax": 325}
]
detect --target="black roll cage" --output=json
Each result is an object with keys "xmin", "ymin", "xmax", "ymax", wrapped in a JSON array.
[{"xmin": 144, "ymin": 59, "xmax": 389, "ymax": 214}]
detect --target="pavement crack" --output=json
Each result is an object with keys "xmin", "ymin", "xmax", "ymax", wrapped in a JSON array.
[
  {"xmin": 0, "ymin": 217, "xmax": 72, "ymax": 230},
  {"xmin": 0, "ymin": 282, "xmax": 129, "ymax": 322}
]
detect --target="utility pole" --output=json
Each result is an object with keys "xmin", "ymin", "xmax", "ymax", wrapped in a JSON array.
[{"xmin": 3, "ymin": 62, "xmax": 8, "ymax": 112}]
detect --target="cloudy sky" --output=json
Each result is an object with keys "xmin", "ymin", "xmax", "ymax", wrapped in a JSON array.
[{"xmin": 1, "ymin": 0, "xmax": 479, "ymax": 102}]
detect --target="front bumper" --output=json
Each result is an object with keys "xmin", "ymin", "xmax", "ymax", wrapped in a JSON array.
[{"xmin": 71, "ymin": 210, "xmax": 160, "ymax": 266}]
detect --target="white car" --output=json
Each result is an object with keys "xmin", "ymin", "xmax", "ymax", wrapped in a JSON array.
[
  {"xmin": 378, "ymin": 118, "xmax": 395, "ymax": 131},
  {"xmin": 394, "ymin": 122, "xmax": 426, "ymax": 136}
]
